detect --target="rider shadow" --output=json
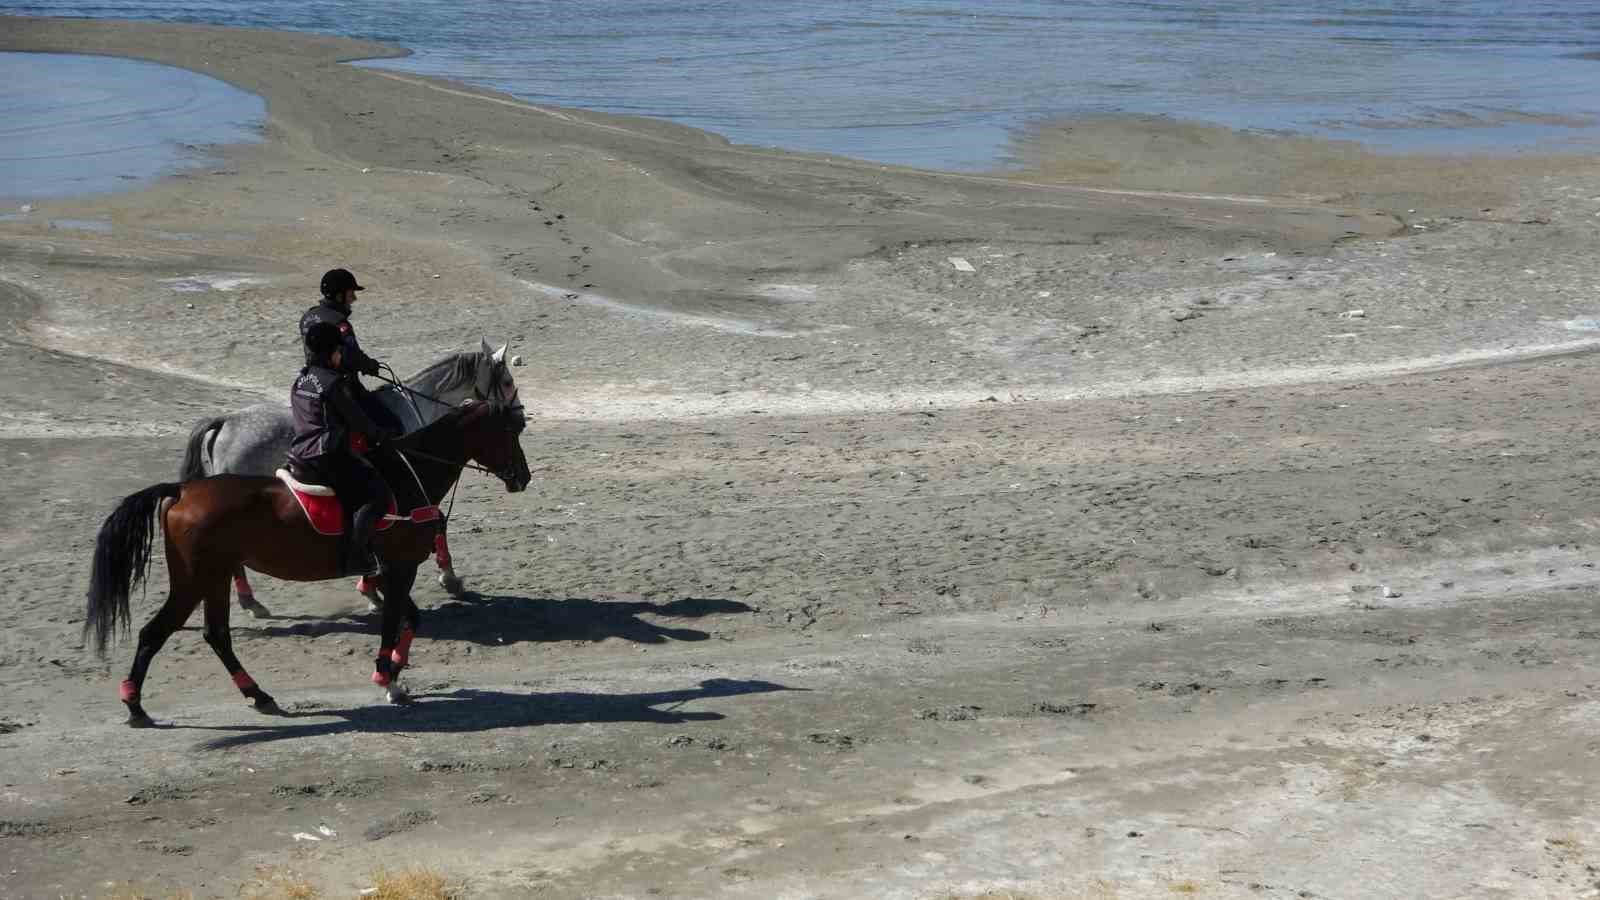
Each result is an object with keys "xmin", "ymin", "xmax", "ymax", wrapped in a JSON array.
[
  {"xmin": 193, "ymin": 677, "xmax": 799, "ymax": 751},
  {"xmin": 254, "ymin": 593, "xmax": 754, "ymax": 647}
]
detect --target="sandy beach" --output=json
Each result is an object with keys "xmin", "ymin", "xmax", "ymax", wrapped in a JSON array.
[{"xmin": 3, "ymin": 15, "xmax": 1600, "ymax": 899}]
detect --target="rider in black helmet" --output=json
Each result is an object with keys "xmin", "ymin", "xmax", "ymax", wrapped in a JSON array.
[
  {"xmin": 288, "ymin": 320, "xmax": 398, "ymax": 577},
  {"xmin": 299, "ymin": 268, "xmax": 403, "ymax": 435}
]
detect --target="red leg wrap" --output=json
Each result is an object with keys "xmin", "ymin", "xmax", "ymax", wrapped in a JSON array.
[
  {"xmin": 231, "ymin": 670, "xmax": 257, "ymax": 692},
  {"xmin": 120, "ymin": 679, "xmax": 139, "ymax": 702},
  {"xmin": 372, "ymin": 669, "xmax": 392, "ymax": 687},
  {"xmin": 434, "ymin": 533, "xmax": 453, "ymax": 570},
  {"xmin": 391, "ymin": 628, "xmax": 415, "ymax": 668},
  {"xmin": 356, "ymin": 575, "xmax": 374, "ymax": 595},
  {"xmin": 233, "ymin": 574, "xmax": 253, "ymax": 599}
]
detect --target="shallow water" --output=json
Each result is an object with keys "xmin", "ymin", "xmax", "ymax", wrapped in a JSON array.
[
  {"xmin": 0, "ymin": 52, "xmax": 264, "ymax": 203},
  {"xmin": 5, "ymin": 2, "xmax": 1600, "ymax": 170}
]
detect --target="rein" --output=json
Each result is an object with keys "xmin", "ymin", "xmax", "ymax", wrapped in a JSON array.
[
  {"xmin": 375, "ymin": 367, "xmax": 452, "ymax": 408},
  {"xmin": 372, "ymin": 361, "xmax": 526, "ymax": 518},
  {"xmin": 376, "ymin": 364, "xmax": 426, "ymax": 431},
  {"xmin": 393, "ymin": 444, "xmax": 491, "ymax": 536},
  {"xmin": 375, "ymin": 366, "xmax": 526, "ymax": 420},
  {"xmin": 394, "ymin": 444, "xmax": 500, "ymax": 478}
]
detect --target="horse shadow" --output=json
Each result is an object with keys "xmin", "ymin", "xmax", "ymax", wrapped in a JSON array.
[
  {"xmin": 193, "ymin": 678, "xmax": 798, "ymax": 751},
  {"xmin": 251, "ymin": 593, "xmax": 755, "ymax": 646}
]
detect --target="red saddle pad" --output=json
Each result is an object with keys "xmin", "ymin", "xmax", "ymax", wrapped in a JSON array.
[{"xmin": 285, "ymin": 486, "xmax": 399, "ymax": 536}]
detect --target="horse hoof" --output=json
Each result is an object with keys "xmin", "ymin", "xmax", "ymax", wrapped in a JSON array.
[
  {"xmin": 239, "ymin": 597, "xmax": 271, "ymax": 619},
  {"xmin": 366, "ymin": 598, "xmax": 383, "ymax": 614},
  {"xmin": 439, "ymin": 572, "xmax": 465, "ymax": 595},
  {"xmin": 252, "ymin": 697, "xmax": 280, "ymax": 714},
  {"xmin": 386, "ymin": 685, "xmax": 410, "ymax": 705},
  {"xmin": 127, "ymin": 712, "xmax": 155, "ymax": 728}
]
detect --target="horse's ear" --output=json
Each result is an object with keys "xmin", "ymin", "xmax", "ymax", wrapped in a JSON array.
[
  {"xmin": 480, "ymin": 337, "xmax": 494, "ymax": 358},
  {"xmin": 493, "ymin": 343, "xmax": 508, "ymax": 364}
]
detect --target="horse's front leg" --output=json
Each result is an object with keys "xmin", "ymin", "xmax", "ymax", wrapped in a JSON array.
[
  {"xmin": 371, "ymin": 564, "xmax": 419, "ymax": 703},
  {"xmin": 434, "ymin": 528, "xmax": 464, "ymax": 595},
  {"xmin": 355, "ymin": 574, "xmax": 383, "ymax": 613}
]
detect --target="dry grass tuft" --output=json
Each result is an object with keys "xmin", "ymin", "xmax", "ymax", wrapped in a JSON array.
[
  {"xmin": 239, "ymin": 866, "xmax": 321, "ymax": 900},
  {"xmin": 934, "ymin": 883, "xmax": 1075, "ymax": 890},
  {"xmin": 934, "ymin": 880, "xmax": 1129, "ymax": 899},
  {"xmin": 100, "ymin": 887, "xmax": 194, "ymax": 900},
  {"xmin": 1168, "ymin": 879, "xmax": 1203, "ymax": 894},
  {"xmin": 367, "ymin": 866, "xmax": 460, "ymax": 900},
  {"xmin": 100, "ymin": 864, "xmax": 457, "ymax": 900},
  {"xmin": 937, "ymin": 894, "xmax": 1042, "ymax": 900},
  {"xmin": 1546, "ymin": 834, "xmax": 1585, "ymax": 864}
]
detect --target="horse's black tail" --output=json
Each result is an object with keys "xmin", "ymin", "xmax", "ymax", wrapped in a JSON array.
[
  {"xmin": 84, "ymin": 483, "xmax": 181, "ymax": 657},
  {"xmin": 178, "ymin": 416, "xmax": 224, "ymax": 480}
]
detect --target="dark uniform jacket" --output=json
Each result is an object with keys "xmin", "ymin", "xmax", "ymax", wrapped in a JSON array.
[
  {"xmin": 288, "ymin": 365, "xmax": 388, "ymax": 464},
  {"xmin": 299, "ymin": 298, "xmax": 379, "ymax": 376}
]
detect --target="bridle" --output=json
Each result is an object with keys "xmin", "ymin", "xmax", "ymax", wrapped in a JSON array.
[
  {"xmin": 371, "ymin": 356, "xmax": 527, "ymax": 519},
  {"xmin": 390, "ymin": 402, "xmax": 526, "ymax": 485},
  {"xmin": 377, "ymin": 356, "xmax": 525, "ymax": 422}
]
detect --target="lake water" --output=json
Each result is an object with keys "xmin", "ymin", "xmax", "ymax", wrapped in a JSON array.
[
  {"xmin": 4, "ymin": 1, "xmax": 1600, "ymax": 174},
  {"xmin": 0, "ymin": 51, "xmax": 264, "ymax": 203}
]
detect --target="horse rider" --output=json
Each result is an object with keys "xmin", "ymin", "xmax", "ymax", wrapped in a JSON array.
[
  {"xmin": 288, "ymin": 321, "xmax": 399, "ymax": 577},
  {"xmin": 299, "ymin": 267, "xmax": 403, "ymax": 435}
]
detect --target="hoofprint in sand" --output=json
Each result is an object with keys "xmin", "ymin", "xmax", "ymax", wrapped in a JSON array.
[{"xmin": 2, "ymin": 16, "xmax": 1600, "ymax": 900}]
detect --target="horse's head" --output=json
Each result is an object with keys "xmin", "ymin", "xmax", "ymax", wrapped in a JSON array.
[
  {"xmin": 474, "ymin": 338, "xmax": 523, "ymax": 420},
  {"xmin": 458, "ymin": 398, "xmax": 531, "ymax": 493}
]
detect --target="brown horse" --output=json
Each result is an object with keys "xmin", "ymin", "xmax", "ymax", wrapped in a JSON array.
[{"xmin": 85, "ymin": 400, "xmax": 530, "ymax": 726}]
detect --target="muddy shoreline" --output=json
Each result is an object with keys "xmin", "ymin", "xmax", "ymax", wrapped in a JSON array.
[{"xmin": 2, "ymin": 15, "xmax": 1600, "ymax": 900}]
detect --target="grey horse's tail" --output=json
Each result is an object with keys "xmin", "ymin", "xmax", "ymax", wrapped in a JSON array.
[{"xmin": 179, "ymin": 416, "xmax": 225, "ymax": 480}]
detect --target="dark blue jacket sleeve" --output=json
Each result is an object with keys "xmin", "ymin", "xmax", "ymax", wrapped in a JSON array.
[{"xmin": 338, "ymin": 322, "xmax": 379, "ymax": 375}]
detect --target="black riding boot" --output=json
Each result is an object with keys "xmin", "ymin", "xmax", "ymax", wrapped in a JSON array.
[{"xmin": 346, "ymin": 502, "xmax": 385, "ymax": 578}]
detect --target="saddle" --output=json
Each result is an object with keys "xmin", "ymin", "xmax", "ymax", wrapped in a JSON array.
[{"xmin": 276, "ymin": 468, "xmax": 440, "ymax": 536}]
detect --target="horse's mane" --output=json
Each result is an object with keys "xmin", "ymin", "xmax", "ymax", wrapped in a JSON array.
[
  {"xmin": 393, "ymin": 400, "xmax": 496, "ymax": 446},
  {"xmin": 401, "ymin": 351, "xmax": 482, "ymax": 393}
]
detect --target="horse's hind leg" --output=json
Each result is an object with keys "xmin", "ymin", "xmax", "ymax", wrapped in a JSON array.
[
  {"xmin": 201, "ymin": 572, "xmax": 278, "ymax": 713},
  {"xmin": 233, "ymin": 566, "xmax": 271, "ymax": 619},
  {"xmin": 122, "ymin": 588, "xmax": 201, "ymax": 727}
]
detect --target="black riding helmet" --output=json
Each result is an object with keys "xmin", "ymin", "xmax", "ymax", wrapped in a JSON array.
[
  {"xmin": 304, "ymin": 321, "xmax": 343, "ymax": 365},
  {"xmin": 320, "ymin": 267, "xmax": 364, "ymax": 298}
]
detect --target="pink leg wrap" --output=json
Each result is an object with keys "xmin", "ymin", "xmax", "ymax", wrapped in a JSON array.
[
  {"xmin": 356, "ymin": 575, "xmax": 374, "ymax": 595},
  {"xmin": 231, "ymin": 670, "xmax": 257, "ymax": 692},
  {"xmin": 120, "ymin": 679, "xmax": 139, "ymax": 702},
  {"xmin": 391, "ymin": 628, "xmax": 415, "ymax": 668},
  {"xmin": 233, "ymin": 574, "xmax": 253, "ymax": 600},
  {"xmin": 434, "ymin": 533, "xmax": 453, "ymax": 570},
  {"xmin": 371, "ymin": 669, "xmax": 392, "ymax": 687}
]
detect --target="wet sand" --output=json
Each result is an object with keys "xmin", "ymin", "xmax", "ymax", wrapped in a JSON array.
[{"xmin": 3, "ymin": 16, "xmax": 1600, "ymax": 900}]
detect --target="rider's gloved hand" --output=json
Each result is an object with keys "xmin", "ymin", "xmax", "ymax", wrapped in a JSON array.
[{"xmin": 359, "ymin": 357, "xmax": 382, "ymax": 377}]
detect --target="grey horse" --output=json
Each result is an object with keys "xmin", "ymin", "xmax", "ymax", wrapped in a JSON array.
[{"xmin": 179, "ymin": 339, "xmax": 522, "ymax": 617}]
